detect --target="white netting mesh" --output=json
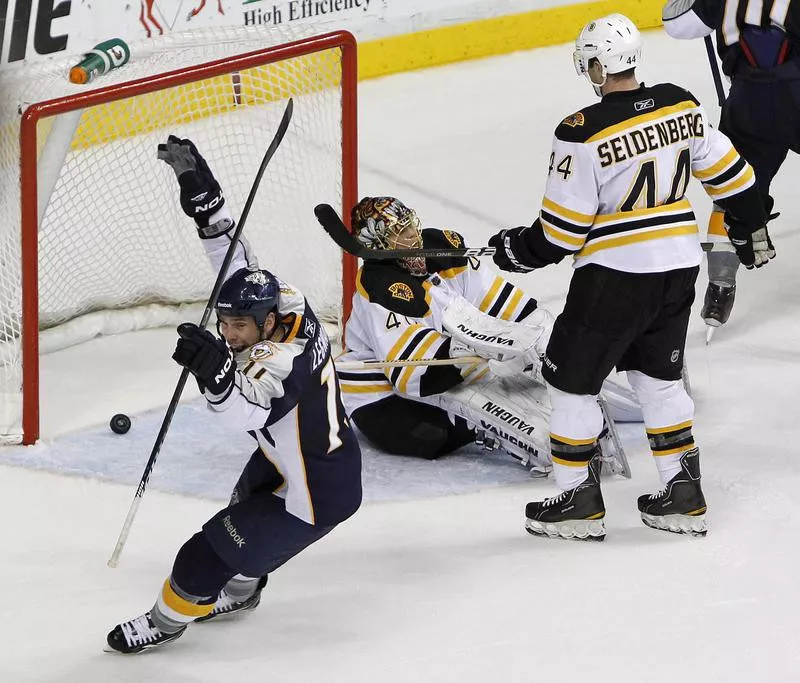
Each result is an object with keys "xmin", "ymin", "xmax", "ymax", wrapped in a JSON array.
[{"xmin": 0, "ymin": 25, "xmax": 353, "ymax": 443}]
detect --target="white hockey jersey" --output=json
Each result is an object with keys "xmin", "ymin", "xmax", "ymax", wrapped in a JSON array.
[
  {"xmin": 336, "ymin": 229, "xmax": 540, "ymax": 415},
  {"xmin": 536, "ymin": 82, "xmax": 755, "ymax": 273},
  {"xmin": 197, "ymin": 230, "xmax": 361, "ymax": 526}
]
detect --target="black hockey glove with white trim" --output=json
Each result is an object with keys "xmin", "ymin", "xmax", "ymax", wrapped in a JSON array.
[
  {"xmin": 726, "ymin": 216, "xmax": 776, "ymax": 269},
  {"xmin": 488, "ymin": 228, "xmax": 536, "ymax": 273},
  {"xmin": 157, "ymin": 136, "xmax": 233, "ymax": 236},
  {"xmin": 173, "ymin": 323, "xmax": 236, "ymax": 396}
]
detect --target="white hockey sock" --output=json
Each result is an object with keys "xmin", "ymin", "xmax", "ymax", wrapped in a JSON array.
[
  {"xmin": 653, "ymin": 452, "xmax": 683, "ymax": 486},
  {"xmin": 552, "ymin": 461, "xmax": 589, "ymax": 491}
]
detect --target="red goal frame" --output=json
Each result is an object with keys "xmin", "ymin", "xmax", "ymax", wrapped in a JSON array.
[{"xmin": 18, "ymin": 31, "xmax": 358, "ymax": 444}]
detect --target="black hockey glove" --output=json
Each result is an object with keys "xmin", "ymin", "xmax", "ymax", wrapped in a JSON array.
[
  {"xmin": 157, "ymin": 135, "xmax": 232, "ymax": 234},
  {"xmin": 488, "ymin": 228, "xmax": 536, "ymax": 273},
  {"xmin": 173, "ymin": 323, "xmax": 236, "ymax": 396},
  {"xmin": 726, "ymin": 216, "xmax": 776, "ymax": 269}
]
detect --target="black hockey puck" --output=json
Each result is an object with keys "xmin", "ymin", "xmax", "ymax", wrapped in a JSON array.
[{"xmin": 110, "ymin": 413, "xmax": 131, "ymax": 435}]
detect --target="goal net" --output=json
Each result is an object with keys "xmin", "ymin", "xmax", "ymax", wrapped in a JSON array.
[{"xmin": 0, "ymin": 26, "xmax": 357, "ymax": 444}]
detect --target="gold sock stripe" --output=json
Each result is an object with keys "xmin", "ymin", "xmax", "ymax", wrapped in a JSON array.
[{"xmin": 161, "ymin": 579, "xmax": 215, "ymax": 619}]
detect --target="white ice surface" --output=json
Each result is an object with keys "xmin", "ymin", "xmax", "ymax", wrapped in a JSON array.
[{"xmin": 2, "ymin": 30, "xmax": 800, "ymax": 681}]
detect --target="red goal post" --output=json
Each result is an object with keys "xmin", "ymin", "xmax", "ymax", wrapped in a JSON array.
[{"xmin": 2, "ymin": 28, "xmax": 358, "ymax": 444}]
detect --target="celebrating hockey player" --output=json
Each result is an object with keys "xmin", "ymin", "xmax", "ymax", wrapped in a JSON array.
[
  {"xmin": 337, "ymin": 196, "xmax": 641, "ymax": 475},
  {"xmin": 488, "ymin": 14, "xmax": 773, "ymax": 540},
  {"xmin": 106, "ymin": 137, "xmax": 362, "ymax": 654},
  {"xmin": 662, "ymin": 0, "xmax": 787, "ymax": 339}
]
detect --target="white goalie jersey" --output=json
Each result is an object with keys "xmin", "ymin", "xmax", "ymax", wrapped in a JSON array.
[
  {"xmin": 538, "ymin": 82, "xmax": 755, "ymax": 273},
  {"xmin": 336, "ymin": 228, "xmax": 541, "ymax": 415}
]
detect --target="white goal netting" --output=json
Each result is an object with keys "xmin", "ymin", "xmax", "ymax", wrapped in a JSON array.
[{"xmin": 0, "ymin": 25, "xmax": 356, "ymax": 443}]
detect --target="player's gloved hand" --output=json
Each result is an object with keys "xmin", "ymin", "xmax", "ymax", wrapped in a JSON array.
[
  {"xmin": 157, "ymin": 135, "xmax": 232, "ymax": 234},
  {"xmin": 726, "ymin": 216, "xmax": 776, "ymax": 269},
  {"xmin": 173, "ymin": 323, "xmax": 236, "ymax": 396},
  {"xmin": 488, "ymin": 228, "xmax": 536, "ymax": 273}
]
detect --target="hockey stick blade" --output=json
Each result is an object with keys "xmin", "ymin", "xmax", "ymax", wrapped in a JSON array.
[
  {"xmin": 107, "ymin": 99, "xmax": 294, "ymax": 569},
  {"xmin": 314, "ymin": 203, "xmax": 496, "ymax": 259}
]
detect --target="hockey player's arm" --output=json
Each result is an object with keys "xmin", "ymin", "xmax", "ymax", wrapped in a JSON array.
[
  {"xmin": 158, "ymin": 135, "xmax": 257, "ymax": 276},
  {"xmin": 489, "ymin": 135, "xmax": 597, "ymax": 272},
  {"xmin": 662, "ymin": 0, "xmax": 721, "ymax": 39}
]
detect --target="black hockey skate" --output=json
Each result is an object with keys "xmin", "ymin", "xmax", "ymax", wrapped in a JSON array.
[
  {"xmin": 195, "ymin": 575, "xmax": 268, "ymax": 623},
  {"xmin": 105, "ymin": 612, "xmax": 186, "ymax": 654},
  {"xmin": 701, "ymin": 282, "xmax": 736, "ymax": 343},
  {"xmin": 525, "ymin": 456, "xmax": 605, "ymax": 541},
  {"xmin": 638, "ymin": 448, "xmax": 707, "ymax": 537}
]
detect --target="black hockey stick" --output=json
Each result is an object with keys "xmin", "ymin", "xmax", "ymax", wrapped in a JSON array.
[
  {"xmin": 108, "ymin": 98, "xmax": 294, "ymax": 568},
  {"xmin": 704, "ymin": 35, "xmax": 726, "ymax": 108},
  {"xmin": 314, "ymin": 203, "xmax": 496, "ymax": 259}
]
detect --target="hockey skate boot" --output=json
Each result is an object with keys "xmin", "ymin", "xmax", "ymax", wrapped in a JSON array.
[
  {"xmin": 195, "ymin": 575, "xmax": 268, "ymax": 623},
  {"xmin": 701, "ymin": 283, "xmax": 735, "ymax": 329},
  {"xmin": 105, "ymin": 612, "xmax": 186, "ymax": 654},
  {"xmin": 638, "ymin": 448, "xmax": 707, "ymax": 537},
  {"xmin": 525, "ymin": 456, "xmax": 605, "ymax": 541}
]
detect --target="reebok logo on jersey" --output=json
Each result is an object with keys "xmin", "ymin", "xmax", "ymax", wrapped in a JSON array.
[
  {"xmin": 634, "ymin": 98, "xmax": 655, "ymax": 111},
  {"xmin": 222, "ymin": 515, "xmax": 246, "ymax": 548},
  {"xmin": 456, "ymin": 324, "xmax": 514, "ymax": 346}
]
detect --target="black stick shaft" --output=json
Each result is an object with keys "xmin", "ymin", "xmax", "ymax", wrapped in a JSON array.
[{"xmin": 108, "ymin": 98, "xmax": 294, "ymax": 568}]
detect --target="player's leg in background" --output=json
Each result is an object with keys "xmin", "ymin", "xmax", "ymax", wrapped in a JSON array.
[
  {"xmin": 705, "ymin": 73, "xmax": 791, "ymax": 336},
  {"xmin": 351, "ymin": 394, "xmax": 474, "ymax": 459},
  {"xmin": 620, "ymin": 266, "xmax": 707, "ymax": 536}
]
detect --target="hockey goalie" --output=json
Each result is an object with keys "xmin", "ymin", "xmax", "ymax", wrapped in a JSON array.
[{"xmin": 335, "ymin": 197, "xmax": 641, "ymax": 476}]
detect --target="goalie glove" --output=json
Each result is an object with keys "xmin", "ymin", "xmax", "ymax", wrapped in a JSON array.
[{"xmin": 157, "ymin": 135, "xmax": 234, "ymax": 238}]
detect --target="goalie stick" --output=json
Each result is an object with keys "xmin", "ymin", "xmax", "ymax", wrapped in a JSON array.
[
  {"xmin": 107, "ymin": 98, "xmax": 294, "ymax": 569},
  {"xmin": 314, "ymin": 203, "xmax": 496, "ymax": 259},
  {"xmin": 335, "ymin": 356, "xmax": 483, "ymax": 371}
]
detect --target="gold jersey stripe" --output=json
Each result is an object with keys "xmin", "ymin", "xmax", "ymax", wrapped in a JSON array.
[
  {"xmin": 398, "ymin": 331, "xmax": 441, "ymax": 394},
  {"xmin": 705, "ymin": 166, "xmax": 754, "ymax": 197},
  {"xmin": 542, "ymin": 220, "xmax": 588, "ymax": 247},
  {"xmin": 500, "ymin": 288, "xmax": 524, "ymax": 321},
  {"xmin": 341, "ymin": 384, "xmax": 393, "ymax": 394},
  {"xmin": 386, "ymin": 324, "xmax": 425, "ymax": 362},
  {"xmin": 578, "ymin": 224, "xmax": 698, "ymax": 258},
  {"xmin": 478, "ymin": 277, "xmax": 503, "ymax": 313},
  {"xmin": 693, "ymin": 146, "xmax": 738, "ymax": 180},
  {"xmin": 437, "ymin": 265, "xmax": 468, "ymax": 279},
  {"xmin": 592, "ymin": 198, "xmax": 692, "ymax": 226},
  {"xmin": 542, "ymin": 196, "xmax": 595, "ymax": 225},
  {"xmin": 586, "ymin": 100, "xmax": 698, "ymax": 143}
]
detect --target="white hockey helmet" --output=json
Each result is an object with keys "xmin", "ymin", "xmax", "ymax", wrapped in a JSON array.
[{"xmin": 573, "ymin": 14, "xmax": 641, "ymax": 95}]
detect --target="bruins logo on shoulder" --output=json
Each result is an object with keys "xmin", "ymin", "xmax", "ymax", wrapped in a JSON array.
[
  {"xmin": 561, "ymin": 112, "xmax": 585, "ymax": 128},
  {"xmin": 250, "ymin": 341, "xmax": 277, "ymax": 362},
  {"xmin": 442, "ymin": 230, "xmax": 462, "ymax": 248},
  {"xmin": 388, "ymin": 282, "xmax": 414, "ymax": 302}
]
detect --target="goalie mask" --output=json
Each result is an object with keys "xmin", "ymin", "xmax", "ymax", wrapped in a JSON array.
[
  {"xmin": 216, "ymin": 267, "xmax": 280, "ymax": 329},
  {"xmin": 574, "ymin": 13, "xmax": 641, "ymax": 96},
  {"xmin": 351, "ymin": 196, "xmax": 427, "ymax": 276}
]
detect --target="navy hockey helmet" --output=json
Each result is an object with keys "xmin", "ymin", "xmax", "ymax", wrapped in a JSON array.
[{"xmin": 216, "ymin": 267, "xmax": 280, "ymax": 328}]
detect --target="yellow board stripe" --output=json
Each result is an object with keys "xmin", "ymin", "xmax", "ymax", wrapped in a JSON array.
[
  {"xmin": 646, "ymin": 420, "xmax": 693, "ymax": 435},
  {"xmin": 586, "ymin": 101, "xmax": 698, "ymax": 143},
  {"xmin": 499, "ymin": 288, "xmax": 523, "ymax": 321},
  {"xmin": 578, "ymin": 224, "xmax": 698, "ymax": 258},
  {"xmin": 550, "ymin": 433, "xmax": 596, "ymax": 446},
  {"xmin": 478, "ymin": 277, "xmax": 503, "ymax": 313},
  {"xmin": 693, "ymin": 147, "xmax": 738, "ymax": 180},
  {"xmin": 542, "ymin": 197, "xmax": 595, "ymax": 225},
  {"xmin": 161, "ymin": 580, "xmax": 214, "ymax": 618}
]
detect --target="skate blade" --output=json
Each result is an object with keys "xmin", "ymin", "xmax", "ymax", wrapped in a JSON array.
[
  {"xmin": 705, "ymin": 325, "xmax": 717, "ymax": 345},
  {"xmin": 641, "ymin": 512, "xmax": 707, "ymax": 537},
  {"xmin": 525, "ymin": 517, "xmax": 606, "ymax": 541}
]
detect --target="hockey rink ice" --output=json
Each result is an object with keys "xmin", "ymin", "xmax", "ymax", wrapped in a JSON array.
[{"xmin": 2, "ymin": 30, "xmax": 799, "ymax": 681}]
